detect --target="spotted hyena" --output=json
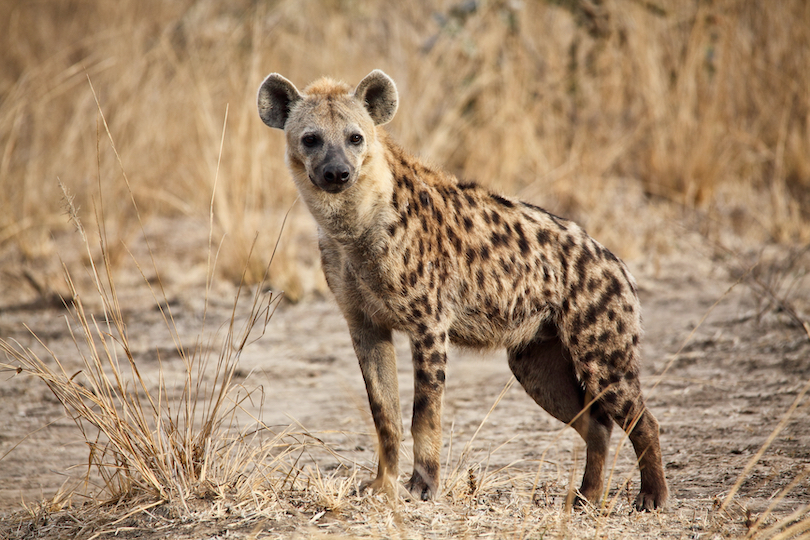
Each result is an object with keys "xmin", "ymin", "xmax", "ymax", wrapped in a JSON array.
[{"xmin": 257, "ymin": 70, "xmax": 668, "ymax": 510}]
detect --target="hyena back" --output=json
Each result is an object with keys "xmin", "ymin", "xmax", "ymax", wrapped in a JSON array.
[{"xmin": 258, "ymin": 70, "xmax": 668, "ymax": 510}]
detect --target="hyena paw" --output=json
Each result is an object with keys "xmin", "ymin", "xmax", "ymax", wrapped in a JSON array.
[
  {"xmin": 406, "ymin": 470, "xmax": 437, "ymax": 501},
  {"xmin": 633, "ymin": 487, "xmax": 668, "ymax": 511},
  {"xmin": 359, "ymin": 475, "xmax": 393, "ymax": 498},
  {"xmin": 359, "ymin": 475, "xmax": 411, "ymax": 502}
]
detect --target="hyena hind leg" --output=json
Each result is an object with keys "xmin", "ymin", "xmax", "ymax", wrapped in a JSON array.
[
  {"xmin": 507, "ymin": 337, "xmax": 614, "ymax": 505},
  {"xmin": 614, "ymin": 396, "xmax": 669, "ymax": 511}
]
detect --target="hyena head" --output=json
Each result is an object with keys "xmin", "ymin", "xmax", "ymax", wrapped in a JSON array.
[{"xmin": 257, "ymin": 70, "xmax": 398, "ymax": 195}]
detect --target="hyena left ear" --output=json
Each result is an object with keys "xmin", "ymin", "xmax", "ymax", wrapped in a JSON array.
[
  {"xmin": 354, "ymin": 70, "xmax": 398, "ymax": 126},
  {"xmin": 258, "ymin": 73, "xmax": 302, "ymax": 130}
]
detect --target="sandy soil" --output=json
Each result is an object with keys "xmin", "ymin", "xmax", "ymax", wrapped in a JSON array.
[{"xmin": 0, "ymin": 219, "xmax": 808, "ymax": 538}]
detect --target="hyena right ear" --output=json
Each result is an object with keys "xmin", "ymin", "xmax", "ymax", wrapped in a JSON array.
[
  {"xmin": 258, "ymin": 73, "xmax": 302, "ymax": 130},
  {"xmin": 354, "ymin": 70, "xmax": 398, "ymax": 126}
]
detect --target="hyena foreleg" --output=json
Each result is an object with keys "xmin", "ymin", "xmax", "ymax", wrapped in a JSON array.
[
  {"xmin": 347, "ymin": 315, "xmax": 404, "ymax": 499},
  {"xmin": 406, "ymin": 328, "xmax": 449, "ymax": 500}
]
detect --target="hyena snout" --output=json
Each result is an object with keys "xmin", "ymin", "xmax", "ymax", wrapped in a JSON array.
[{"xmin": 311, "ymin": 147, "xmax": 356, "ymax": 192}]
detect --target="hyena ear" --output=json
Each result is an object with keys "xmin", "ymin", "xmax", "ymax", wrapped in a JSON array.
[
  {"xmin": 258, "ymin": 73, "xmax": 302, "ymax": 130},
  {"xmin": 353, "ymin": 70, "xmax": 398, "ymax": 126}
]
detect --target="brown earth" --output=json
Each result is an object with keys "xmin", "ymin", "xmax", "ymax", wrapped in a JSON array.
[{"xmin": 0, "ymin": 218, "xmax": 808, "ymax": 538}]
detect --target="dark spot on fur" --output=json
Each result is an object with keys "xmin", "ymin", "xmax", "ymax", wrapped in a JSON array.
[
  {"xmin": 430, "ymin": 351, "xmax": 445, "ymax": 365},
  {"xmin": 536, "ymin": 229, "xmax": 552, "ymax": 246},
  {"xmin": 481, "ymin": 245, "xmax": 490, "ymax": 260},
  {"xmin": 416, "ymin": 369, "xmax": 431, "ymax": 384},
  {"xmin": 491, "ymin": 193, "xmax": 515, "ymax": 208},
  {"xmin": 602, "ymin": 390, "xmax": 619, "ymax": 406},
  {"xmin": 581, "ymin": 350, "xmax": 597, "ymax": 364},
  {"xmin": 413, "ymin": 394, "xmax": 429, "ymax": 416},
  {"xmin": 607, "ymin": 309, "xmax": 616, "ymax": 321},
  {"xmin": 448, "ymin": 228, "xmax": 462, "ymax": 252},
  {"xmin": 402, "ymin": 175, "xmax": 414, "ymax": 192},
  {"xmin": 561, "ymin": 235, "xmax": 575, "ymax": 255},
  {"xmin": 514, "ymin": 222, "xmax": 530, "ymax": 255},
  {"xmin": 574, "ymin": 246, "xmax": 593, "ymax": 282},
  {"xmin": 603, "ymin": 248, "xmax": 618, "ymax": 263},
  {"xmin": 571, "ymin": 313, "xmax": 586, "ymax": 335},
  {"xmin": 491, "ymin": 231, "xmax": 506, "ymax": 248},
  {"xmin": 422, "ymin": 333, "xmax": 436, "ymax": 349},
  {"xmin": 616, "ymin": 320, "xmax": 625, "ymax": 335},
  {"xmin": 436, "ymin": 369, "xmax": 446, "ymax": 382},
  {"xmin": 466, "ymin": 247, "xmax": 477, "ymax": 264},
  {"xmin": 463, "ymin": 216, "xmax": 474, "ymax": 231},
  {"xmin": 598, "ymin": 331, "xmax": 612, "ymax": 343},
  {"xmin": 419, "ymin": 190, "xmax": 431, "ymax": 209},
  {"xmin": 569, "ymin": 272, "xmax": 584, "ymax": 297},
  {"xmin": 458, "ymin": 181, "xmax": 477, "ymax": 190},
  {"xmin": 477, "ymin": 269, "xmax": 485, "ymax": 288}
]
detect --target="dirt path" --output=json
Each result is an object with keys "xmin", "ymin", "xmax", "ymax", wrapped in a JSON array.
[{"xmin": 1, "ymin": 230, "xmax": 809, "ymax": 537}]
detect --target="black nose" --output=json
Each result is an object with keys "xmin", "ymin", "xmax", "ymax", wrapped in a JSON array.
[{"xmin": 323, "ymin": 164, "xmax": 351, "ymax": 185}]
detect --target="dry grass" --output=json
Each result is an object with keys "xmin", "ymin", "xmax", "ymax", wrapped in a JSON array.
[{"xmin": 1, "ymin": 0, "xmax": 809, "ymax": 298}]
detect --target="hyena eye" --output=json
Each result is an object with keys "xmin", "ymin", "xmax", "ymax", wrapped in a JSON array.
[
  {"xmin": 302, "ymin": 134, "xmax": 321, "ymax": 147},
  {"xmin": 349, "ymin": 133, "xmax": 363, "ymax": 145}
]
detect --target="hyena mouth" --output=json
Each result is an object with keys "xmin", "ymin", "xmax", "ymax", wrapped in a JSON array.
[{"xmin": 309, "ymin": 174, "xmax": 355, "ymax": 193}]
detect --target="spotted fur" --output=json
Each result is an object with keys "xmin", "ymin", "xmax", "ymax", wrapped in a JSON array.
[{"xmin": 258, "ymin": 70, "xmax": 668, "ymax": 510}]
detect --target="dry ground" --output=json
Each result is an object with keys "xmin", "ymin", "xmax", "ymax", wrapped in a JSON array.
[{"xmin": 0, "ymin": 216, "xmax": 808, "ymax": 539}]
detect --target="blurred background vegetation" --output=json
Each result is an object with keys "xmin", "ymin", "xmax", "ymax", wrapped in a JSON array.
[{"xmin": 1, "ymin": 0, "xmax": 808, "ymax": 301}]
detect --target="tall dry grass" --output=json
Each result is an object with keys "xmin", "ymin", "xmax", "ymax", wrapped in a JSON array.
[{"xmin": 1, "ymin": 0, "xmax": 808, "ymax": 298}]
